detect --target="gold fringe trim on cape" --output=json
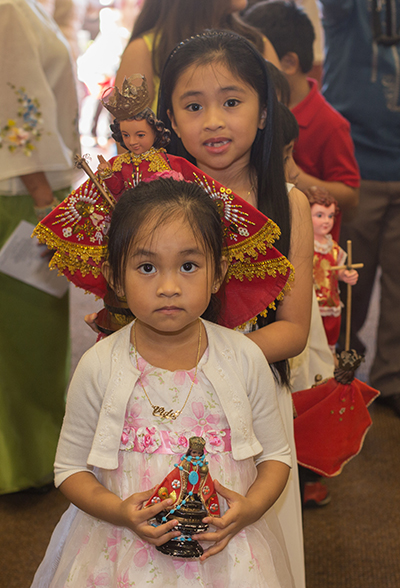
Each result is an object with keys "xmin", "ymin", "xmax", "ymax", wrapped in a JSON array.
[
  {"xmin": 224, "ymin": 218, "xmax": 282, "ymax": 261},
  {"xmin": 225, "ymin": 256, "xmax": 294, "ymax": 282},
  {"xmin": 234, "ymin": 268, "xmax": 294, "ymax": 330},
  {"xmin": 32, "ymin": 223, "xmax": 107, "ymax": 275}
]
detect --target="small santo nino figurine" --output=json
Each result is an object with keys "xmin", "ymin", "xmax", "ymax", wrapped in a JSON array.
[
  {"xmin": 310, "ymin": 190, "xmax": 359, "ymax": 352},
  {"xmin": 145, "ymin": 436, "xmax": 220, "ymax": 559},
  {"xmin": 33, "ymin": 73, "xmax": 294, "ymax": 333},
  {"xmin": 97, "ymin": 74, "xmax": 171, "ymax": 199}
]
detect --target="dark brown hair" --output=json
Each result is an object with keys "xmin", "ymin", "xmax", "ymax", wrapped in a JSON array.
[
  {"xmin": 130, "ymin": 0, "xmax": 265, "ymax": 77},
  {"xmin": 158, "ymin": 30, "xmax": 291, "ymax": 386},
  {"xmin": 110, "ymin": 107, "xmax": 170, "ymax": 150},
  {"xmin": 107, "ymin": 177, "xmax": 225, "ymax": 322}
]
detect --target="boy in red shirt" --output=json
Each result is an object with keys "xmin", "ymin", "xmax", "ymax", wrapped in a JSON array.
[{"xmin": 244, "ymin": 0, "xmax": 360, "ymax": 240}]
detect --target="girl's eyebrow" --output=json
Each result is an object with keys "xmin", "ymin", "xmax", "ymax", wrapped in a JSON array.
[
  {"xmin": 178, "ymin": 85, "xmax": 247, "ymax": 100},
  {"xmin": 179, "ymin": 248, "xmax": 205, "ymax": 256},
  {"xmin": 131, "ymin": 247, "xmax": 204, "ymax": 257},
  {"xmin": 131, "ymin": 248, "xmax": 155, "ymax": 258}
]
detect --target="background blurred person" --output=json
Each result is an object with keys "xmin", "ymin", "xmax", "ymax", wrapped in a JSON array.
[
  {"xmin": 0, "ymin": 0, "xmax": 80, "ymax": 494},
  {"xmin": 115, "ymin": 0, "xmax": 281, "ymax": 113},
  {"xmin": 320, "ymin": 0, "xmax": 400, "ymax": 418}
]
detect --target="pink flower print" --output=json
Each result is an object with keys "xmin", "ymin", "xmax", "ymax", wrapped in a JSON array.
[
  {"xmin": 143, "ymin": 170, "xmax": 185, "ymax": 183},
  {"xmin": 173, "ymin": 558, "xmax": 199, "ymax": 579},
  {"xmin": 139, "ymin": 466, "xmax": 152, "ymax": 490},
  {"xmin": 86, "ymin": 572, "xmax": 109, "ymax": 587},
  {"xmin": 133, "ymin": 538, "xmax": 154, "ymax": 567},
  {"xmin": 181, "ymin": 401, "xmax": 220, "ymax": 436},
  {"xmin": 136, "ymin": 426, "xmax": 161, "ymax": 453},
  {"xmin": 173, "ymin": 367, "xmax": 198, "ymax": 387},
  {"xmin": 106, "ymin": 527, "xmax": 122, "ymax": 562},
  {"xmin": 76, "ymin": 533, "xmax": 90, "ymax": 555},
  {"xmin": 168, "ymin": 431, "xmax": 189, "ymax": 453},
  {"xmin": 125, "ymin": 402, "xmax": 147, "ymax": 429},
  {"xmin": 116, "ymin": 570, "xmax": 131, "ymax": 588},
  {"xmin": 173, "ymin": 371, "xmax": 187, "ymax": 386},
  {"xmin": 204, "ymin": 430, "xmax": 226, "ymax": 453},
  {"xmin": 135, "ymin": 357, "xmax": 152, "ymax": 383},
  {"xmin": 120, "ymin": 426, "xmax": 135, "ymax": 451},
  {"xmin": 248, "ymin": 534, "xmax": 261, "ymax": 570}
]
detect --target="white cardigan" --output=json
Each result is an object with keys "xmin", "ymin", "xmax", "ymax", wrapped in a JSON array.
[{"xmin": 54, "ymin": 320, "xmax": 291, "ymax": 487}]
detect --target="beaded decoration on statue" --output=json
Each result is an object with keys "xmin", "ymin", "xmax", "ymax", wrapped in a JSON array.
[{"xmin": 145, "ymin": 437, "xmax": 220, "ymax": 558}]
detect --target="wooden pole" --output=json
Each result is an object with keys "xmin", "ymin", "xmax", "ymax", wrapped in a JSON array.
[
  {"xmin": 74, "ymin": 155, "xmax": 115, "ymax": 209},
  {"xmin": 345, "ymin": 240, "xmax": 352, "ymax": 351},
  {"xmin": 331, "ymin": 240, "xmax": 364, "ymax": 352}
]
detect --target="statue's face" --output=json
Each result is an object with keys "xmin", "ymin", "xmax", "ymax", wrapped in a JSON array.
[
  {"xmin": 189, "ymin": 449, "xmax": 202, "ymax": 457},
  {"xmin": 311, "ymin": 203, "xmax": 335, "ymax": 239},
  {"xmin": 120, "ymin": 118, "xmax": 156, "ymax": 154}
]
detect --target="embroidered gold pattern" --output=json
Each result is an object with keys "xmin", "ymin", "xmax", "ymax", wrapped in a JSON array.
[
  {"xmin": 33, "ymin": 162, "xmax": 294, "ymax": 310},
  {"xmin": 192, "ymin": 173, "xmax": 255, "ymax": 239},
  {"xmin": 33, "ymin": 223, "xmax": 107, "ymax": 277},
  {"xmin": 226, "ymin": 256, "xmax": 294, "ymax": 282},
  {"xmin": 112, "ymin": 148, "xmax": 169, "ymax": 173},
  {"xmin": 223, "ymin": 221, "xmax": 282, "ymax": 263}
]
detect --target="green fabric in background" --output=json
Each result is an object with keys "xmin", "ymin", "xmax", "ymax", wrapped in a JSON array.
[{"xmin": 0, "ymin": 189, "xmax": 70, "ymax": 494}]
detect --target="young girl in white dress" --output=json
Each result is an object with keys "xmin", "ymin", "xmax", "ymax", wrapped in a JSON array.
[
  {"xmin": 31, "ymin": 177, "xmax": 294, "ymax": 588},
  {"xmin": 158, "ymin": 31, "xmax": 313, "ymax": 588}
]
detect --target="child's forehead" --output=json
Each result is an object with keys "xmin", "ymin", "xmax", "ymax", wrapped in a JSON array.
[
  {"xmin": 311, "ymin": 203, "xmax": 335, "ymax": 214},
  {"xmin": 176, "ymin": 59, "xmax": 256, "ymax": 95},
  {"xmin": 130, "ymin": 213, "xmax": 207, "ymax": 251},
  {"xmin": 120, "ymin": 118, "xmax": 153, "ymax": 133}
]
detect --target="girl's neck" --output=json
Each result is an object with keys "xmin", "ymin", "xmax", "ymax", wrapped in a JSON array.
[
  {"xmin": 132, "ymin": 319, "xmax": 207, "ymax": 372},
  {"xmin": 196, "ymin": 161, "xmax": 257, "ymax": 208}
]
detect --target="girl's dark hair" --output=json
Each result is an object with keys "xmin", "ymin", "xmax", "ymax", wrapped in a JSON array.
[
  {"xmin": 110, "ymin": 107, "xmax": 170, "ymax": 150},
  {"xmin": 107, "ymin": 177, "xmax": 224, "ymax": 323},
  {"xmin": 265, "ymin": 61, "xmax": 291, "ymax": 106},
  {"xmin": 158, "ymin": 30, "xmax": 291, "ymax": 386},
  {"xmin": 129, "ymin": 0, "xmax": 265, "ymax": 78},
  {"xmin": 279, "ymin": 102, "xmax": 299, "ymax": 146}
]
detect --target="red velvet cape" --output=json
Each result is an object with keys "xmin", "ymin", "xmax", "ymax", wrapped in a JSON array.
[{"xmin": 33, "ymin": 149, "xmax": 293, "ymax": 329}]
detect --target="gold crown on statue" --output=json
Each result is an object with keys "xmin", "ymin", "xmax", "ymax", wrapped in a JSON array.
[
  {"xmin": 188, "ymin": 437, "xmax": 206, "ymax": 453},
  {"xmin": 101, "ymin": 74, "xmax": 151, "ymax": 121}
]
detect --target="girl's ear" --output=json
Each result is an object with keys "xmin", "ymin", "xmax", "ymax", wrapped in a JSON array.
[
  {"xmin": 212, "ymin": 257, "xmax": 229, "ymax": 293},
  {"xmin": 167, "ymin": 109, "xmax": 181, "ymax": 138},
  {"xmin": 101, "ymin": 261, "xmax": 125, "ymax": 297},
  {"xmin": 258, "ymin": 106, "xmax": 267, "ymax": 130}
]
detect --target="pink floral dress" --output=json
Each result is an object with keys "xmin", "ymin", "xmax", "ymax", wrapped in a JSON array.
[{"xmin": 32, "ymin": 349, "xmax": 293, "ymax": 588}]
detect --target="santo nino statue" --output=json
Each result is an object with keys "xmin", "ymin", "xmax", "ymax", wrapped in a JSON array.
[{"xmin": 145, "ymin": 437, "xmax": 220, "ymax": 558}]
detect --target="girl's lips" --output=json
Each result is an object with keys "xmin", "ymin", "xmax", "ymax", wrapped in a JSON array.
[
  {"xmin": 203, "ymin": 138, "xmax": 231, "ymax": 154},
  {"xmin": 157, "ymin": 306, "xmax": 182, "ymax": 314}
]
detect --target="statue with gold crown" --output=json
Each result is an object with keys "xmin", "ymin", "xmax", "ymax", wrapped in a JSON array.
[
  {"xmin": 33, "ymin": 75, "xmax": 294, "ymax": 333},
  {"xmin": 145, "ymin": 437, "xmax": 220, "ymax": 558}
]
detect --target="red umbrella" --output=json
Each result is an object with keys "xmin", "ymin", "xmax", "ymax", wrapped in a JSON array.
[{"xmin": 292, "ymin": 241, "xmax": 380, "ymax": 477}]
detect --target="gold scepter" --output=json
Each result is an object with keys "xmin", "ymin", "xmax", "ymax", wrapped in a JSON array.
[
  {"xmin": 331, "ymin": 239, "xmax": 364, "ymax": 351},
  {"xmin": 74, "ymin": 154, "xmax": 116, "ymax": 209}
]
